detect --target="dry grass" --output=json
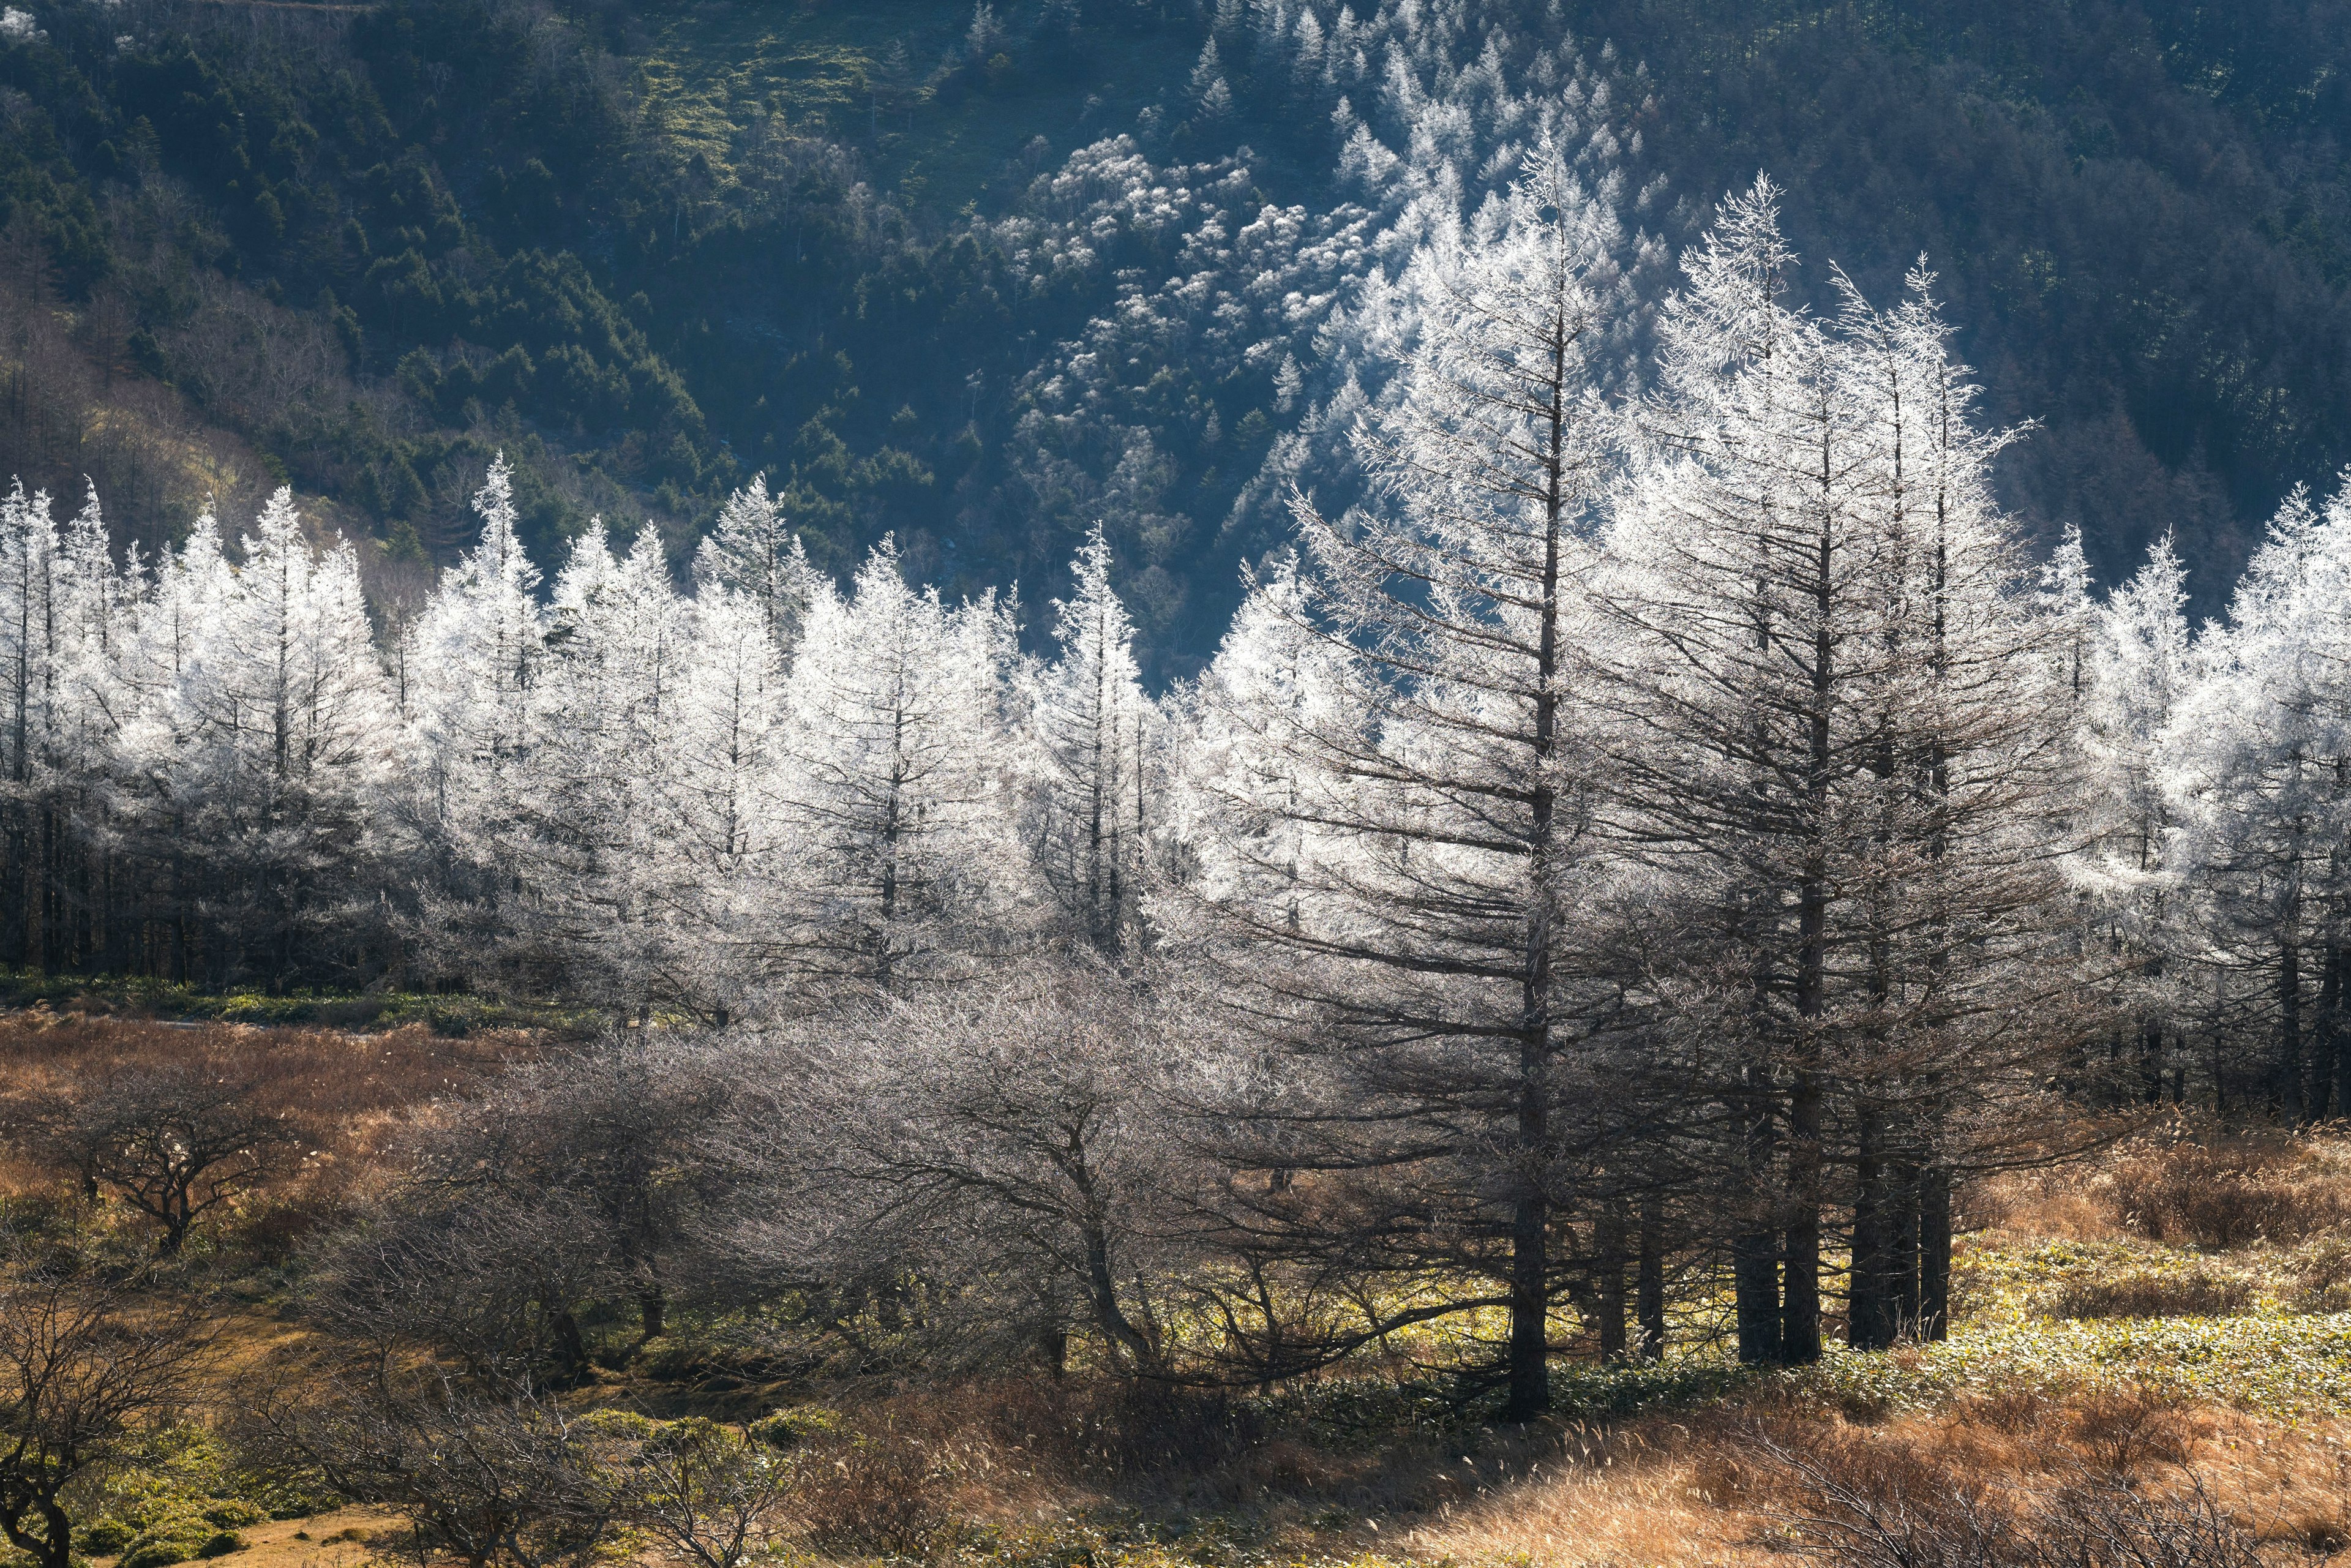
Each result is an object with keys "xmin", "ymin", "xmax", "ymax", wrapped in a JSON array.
[
  {"xmin": 17, "ymin": 1016, "xmax": 2351, "ymax": 1568},
  {"xmin": 0, "ymin": 1010, "xmax": 531, "ymax": 1255},
  {"xmin": 99, "ymin": 1510, "xmax": 410, "ymax": 1568}
]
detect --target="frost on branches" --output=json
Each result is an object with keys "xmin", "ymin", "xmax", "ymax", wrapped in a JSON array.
[{"xmin": 3, "ymin": 139, "xmax": 2345, "ymax": 1405}]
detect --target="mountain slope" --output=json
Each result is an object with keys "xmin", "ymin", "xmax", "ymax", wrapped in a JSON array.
[{"xmin": 2, "ymin": 0, "xmax": 2348, "ymax": 668}]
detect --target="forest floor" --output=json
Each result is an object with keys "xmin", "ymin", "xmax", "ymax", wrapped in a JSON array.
[{"xmin": 12, "ymin": 1009, "xmax": 2351, "ymax": 1566}]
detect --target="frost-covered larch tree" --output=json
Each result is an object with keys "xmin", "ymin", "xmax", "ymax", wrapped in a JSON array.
[
  {"xmin": 401, "ymin": 456, "xmax": 546, "ymax": 969},
  {"xmin": 2075, "ymin": 533, "xmax": 2196, "ymax": 1101},
  {"xmin": 177, "ymin": 492, "xmax": 394, "ymax": 976},
  {"xmin": 692, "ymin": 475, "xmax": 814, "ymax": 666},
  {"xmin": 1191, "ymin": 144, "xmax": 1636, "ymax": 1422},
  {"xmin": 0, "ymin": 481, "xmax": 123, "ymax": 969},
  {"xmin": 523, "ymin": 523, "xmax": 691, "ymax": 1013},
  {"xmin": 1032, "ymin": 523, "xmax": 1153, "ymax": 955},
  {"xmin": 1597, "ymin": 183, "xmax": 2079, "ymax": 1362},
  {"xmin": 779, "ymin": 538, "xmax": 1027, "ymax": 995},
  {"xmin": 2168, "ymin": 483, "xmax": 2351, "ymax": 1119}
]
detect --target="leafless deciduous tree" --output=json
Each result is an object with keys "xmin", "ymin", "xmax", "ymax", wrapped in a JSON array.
[
  {"xmin": 250, "ymin": 1364, "xmax": 616, "ymax": 1568},
  {"xmin": 0, "ymin": 1264, "xmax": 212, "ymax": 1568},
  {"xmin": 726, "ymin": 959, "xmax": 1205, "ymax": 1376},
  {"xmin": 12, "ymin": 1063, "xmax": 309, "ymax": 1255}
]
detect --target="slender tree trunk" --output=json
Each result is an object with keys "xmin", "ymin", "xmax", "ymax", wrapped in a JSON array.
[
  {"xmin": 2331, "ymin": 947, "xmax": 2351, "ymax": 1121},
  {"xmin": 1595, "ymin": 1201, "xmax": 1627, "ymax": 1360},
  {"xmin": 1637, "ymin": 1188, "xmax": 1666, "ymax": 1363},
  {"xmin": 1783, "ymin": 1071, "xmax": 1823, "ymax": 1364},
  {"xmin": 1733, "ymin": 1060, "xmax": 1781, "ymax": 1365},
  {"xmin": 1890, "ymin": 1159, "xmax": 1921, "ymax": 1337},
  {"xmin": 2281, "ymin": 939, "xmax": 2304, "ymax": 1121},
  {"xmin": 1513, "ymin": 1029, "xmax": 1551, "ymax": 1420},
  {"xmin": 1849, "ymin": 1114, "xmax": 1888, "ymax": 1351},
  {"xmin": 1918, "ymin": 1166, "xmax": 1951, "ymax": 1341}
]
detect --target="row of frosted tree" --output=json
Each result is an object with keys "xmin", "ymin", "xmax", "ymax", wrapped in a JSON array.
[{"xmin": 1, "ymin": 160, "xmax": 2343, "ymax": 1412}]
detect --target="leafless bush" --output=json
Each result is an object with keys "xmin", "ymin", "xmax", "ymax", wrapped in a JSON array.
[
  {"xmin": 787, "ymin": 1422, "xmax": 961, "ymax": 1558},
  {"xmin": 246, "ymin": 1362, "xmax": 617, "ymax": 1568},
  {"xmin": 2060, "ymin": 1388, "xmax": 2195, "ymax": 1478},
  {"xmin": 2110, "ymin": 1141, "xmax": 2346, "ymax": 1248},
  {"xmin": 2047, "ymin": 1269, "xmax": 2251, "ymax": 1321},
  {"xmin": 1758, "ymin": 1434, "xmax": 2260, "ymax": 1567},
  {"xmin": 7, "ymin": 1063, "xmax": 310, "ymax": 1255}
]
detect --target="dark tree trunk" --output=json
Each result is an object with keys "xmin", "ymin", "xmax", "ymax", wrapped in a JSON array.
[
  {"xmin": 1637, "ymin": 1188, "xmax": 1666, "ymax": 1363},
  {"xmin": 2333, "ymin": 945, "xmax": 2351, "ymax": 1121},
  {"xmin": 1782, "ymin": 1071, "xmax": 1823, "ymax": 1364},
  {"xmin": 1890, "ymin": 1160, "xmax": 1921, "ymax": 1337},
  {"xmin": 2281, "ymin": 939, "xmax": 2304, "ymax": 1120},
  {"xmin": 1595, "ymin": 1202, "xmax": 1627, "ymax": 1360},
  {"xmin": 1848, "ymin": 1117, "xmax": 1888, "ymax": 1351},
  {"xmin": 1919, "ymin": 1166, "xmax": 1952, "ymax": 1341}
]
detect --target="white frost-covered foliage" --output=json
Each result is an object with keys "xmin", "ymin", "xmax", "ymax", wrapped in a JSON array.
[
  {"xmin": 9, "ymin": 107, "xmax": 2351, "ymax": 1150},
  {"xmin": 990, "ymin": 0, "xmax": 1673, "ymax": 612}
]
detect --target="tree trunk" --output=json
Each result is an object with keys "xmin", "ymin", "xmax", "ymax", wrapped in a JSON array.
[
  {"xmin": 1783, "ymin": 1071, "xmax": 1823, "ymax": 1364},
  {"xmin": 1505, "ymin": 1179, "xmax": 1550, "ymax": 1419},
  {"xmin": 1918, "ymin": 1166, "xmax": 1951, "ymax": 1341},
  {"xmin": 1637, "ymin": 1188, "xmax": 1666, "ymax": 1363},
  {"xmin": 1595, "ymin": 1202, "xmax": 1627, "ymax": 1360},
  {"xmin": 1848, "ymin": 1115, "xmax": 1888, "ymax": 1351},
  {"xmin": 1890, "ymin": 1160, "xmax": 1921, "ymax": 1338},
  {"xmin": 2281, "ymin": 939, "xmax": 2304, "ymax": 1121},
  {"xmin": 2333, "ymin": 946, "xmax": 2351, "ymax": 1121},
  {"xmin": 552, "ymin": 1310, "xmax": 590, "ymax": 1382},
  {"xmin": 1733, "ymin": 1072, "xmax": 1781, "ymax": 1365}
]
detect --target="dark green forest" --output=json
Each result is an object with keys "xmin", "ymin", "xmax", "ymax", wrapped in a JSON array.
[{"xmin": 4, "ymin": 0, "xmax": 2348, "ymax": 669}]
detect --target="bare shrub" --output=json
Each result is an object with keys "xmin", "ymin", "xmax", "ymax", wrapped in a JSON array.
[
  {"xmin": 1758, "ymin": 1432, "xmax": 2260, "ymax": 1568},
  {"xmin": 2061, "ymin": 1388, "xmax": 2194, "ymax": 1477},
  {"xmin": 1957, "ymin": 1388, "xmax": 2050, "ymax": 1435},
  {"xmin": 2109, "ymin": 1140, "xmax": 2344, "ymax": 1249},
  {"xmin": 2047, "ymin": 1269, "xmax": 2252, "ymax": 1321},
  {"xmin": 788, "ymin": 1422, "xmax": 960, "ymax": 1558}
]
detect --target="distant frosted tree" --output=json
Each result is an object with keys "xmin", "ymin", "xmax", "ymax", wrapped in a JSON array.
[
  {"xmin": 1031, "ymin": 524, "xmax": 1152, "ymax": 953},
  {"xmin": 108, "ymin": 489, "xmax": 398, "ymax": 980},
  {"xmin": 523, "ymin": 523, "xmax": 691, "ymax": 1012},
  {"xmin": 0, "ymin": 481, "xmax": 124, "ymax": 969},
  {"xmin": 2168, "ymin": 483, "xmax": 2351, "ymax": 1119},
  {"xmin": 402, "ymin": 456, "xmax": 546, "ymax": 966},
  {"xmin": 2074, "ymin": 534, "xmax": 2195, "ymax": 1101},
  {"xmin": 691, "ymin": 476, "xmax": 813, "ymax": 664},
  {"xmin": 778, "ymin": 538, "xmax": 1027, "ymax": 994}
]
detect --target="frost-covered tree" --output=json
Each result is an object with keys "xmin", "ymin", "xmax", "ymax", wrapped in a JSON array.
[
  {"xmin": 691, "ymin": 476, "xmax": 812, "ymax": 665},
  {"xmin": 2168, "ymin": 483, "xmax": 2351, "ymax": 1119},
  {"xmin": 1031, "ymin": 524, "xmax": 1153, "ymax": 953},
  {"xmin": 402, "ymin": 456, "xmax": 546, "ymax": 968},
  {"xmin": 1187, "ymin": 145, "xmax": 1636, "ymax": 1422},
  {"xmin": 0, "ymin": 481, "xmax": 122, "ymax": 969},
  {"xmin": 776, "ymin": 538, "xmax": 1027, "ymax": 995},
  {"xmin": 1597, "ymin": 184, "xmax": 2080, "ymax": 1360},
  {"xmin": 199, "ymin": 490, "xmax": 396, "ymax": 975},
  {"xmin": 521, "ymin": 523, "xmax": 691, "ymax": 1012},
  {"xmin": 2074, "ymin": 534, "xmax": 2195, "ymax": 1101}
]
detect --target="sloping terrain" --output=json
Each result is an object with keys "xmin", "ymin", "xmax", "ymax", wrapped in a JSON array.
[{"xmin": 4, "ymin": 0, "xmax": 2351, "ymax": 665}]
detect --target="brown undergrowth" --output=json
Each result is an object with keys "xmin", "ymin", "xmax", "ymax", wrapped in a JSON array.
[
  {"xmin": 13, "ymin": 1016, "xmax": 2351, "ymax": 1567},
  {"xmin": 0, "ymin": 1010, "xmax": 530, "ymax": 1259}
]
